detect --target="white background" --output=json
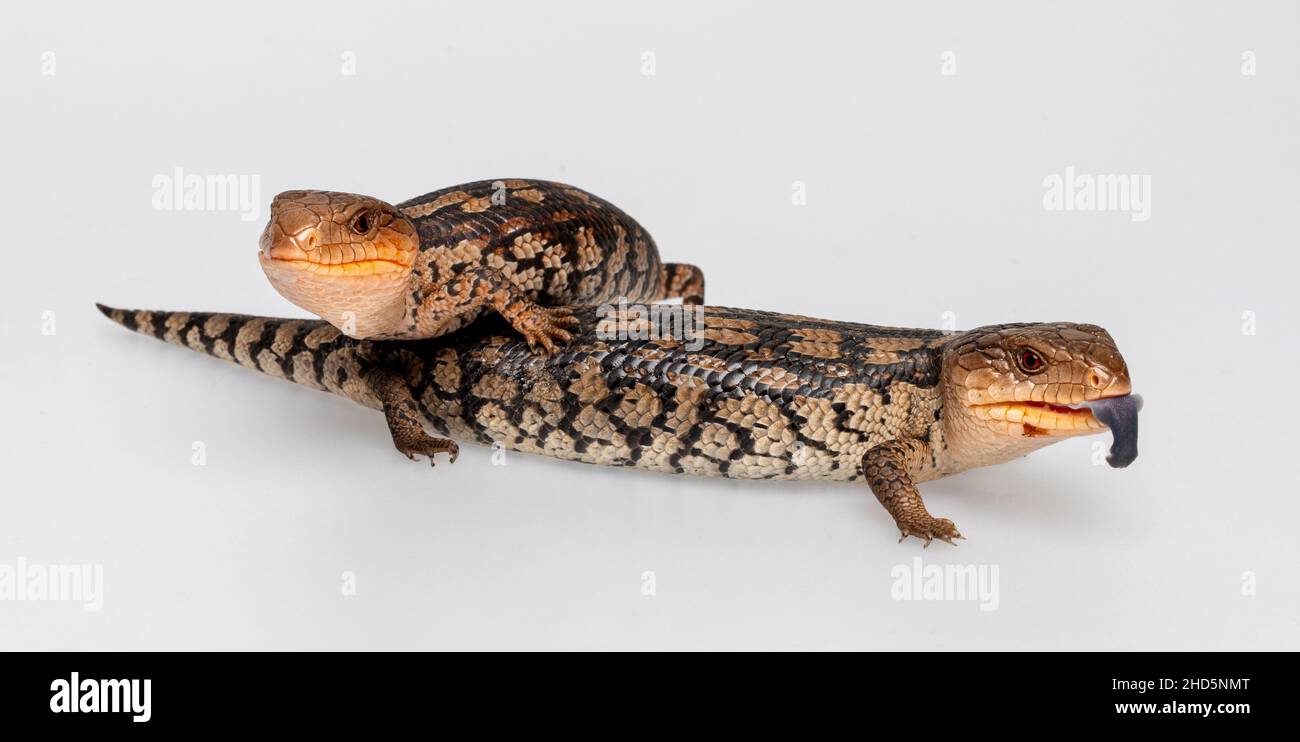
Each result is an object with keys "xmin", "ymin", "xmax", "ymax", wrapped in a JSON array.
[{"xmin": 2, "ymin": 1, "xmax": 1297, "ymax": 650}]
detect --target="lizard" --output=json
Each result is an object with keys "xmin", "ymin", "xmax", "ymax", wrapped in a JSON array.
[
  {"xmin": 97, "ymin": 302, "xmax": 1140, "ymax": 545},
  {"xmin": 256, "ymin": 179, "xmax": 705, "ymax": 348}
]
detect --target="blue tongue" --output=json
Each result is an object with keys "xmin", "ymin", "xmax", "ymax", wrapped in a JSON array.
[{"xmin": 1086, "ymin": 394, "xmax": 1142, "ymax": 468}]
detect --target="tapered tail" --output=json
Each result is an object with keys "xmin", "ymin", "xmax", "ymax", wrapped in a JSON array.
[
  {"xmin": 654, "ymin": 263, "xmax": 705, "ymax": 305},
  {"xmin": 96, "ymin": 303, "xmax": 353, "ymax": 393}
]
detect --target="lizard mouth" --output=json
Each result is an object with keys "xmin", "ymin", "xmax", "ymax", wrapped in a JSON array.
[
  {"xmin": 971, "ymin": 392, "xmax": 1142, "ymax": 466},
  {"xmin": 258, "ymin": 254, "xmax": 409, "ymax": 276},
  {"xmin": 974, "ymin": 400, "xmax": 1105, "ymax": 434}
]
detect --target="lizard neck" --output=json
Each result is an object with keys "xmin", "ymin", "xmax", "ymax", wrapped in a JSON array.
[{"xmin": 375, "ymin": 257, "xmax": 485, "ymax": 341}]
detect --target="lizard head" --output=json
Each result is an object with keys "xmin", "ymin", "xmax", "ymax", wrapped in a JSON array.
[
  {"xmin": 941, "ymin": 322, "xmax": 1139, "ymax": 471},
  {"xmin": 258, "ymin": 190, "xmax": 419, "ymax": 338}
]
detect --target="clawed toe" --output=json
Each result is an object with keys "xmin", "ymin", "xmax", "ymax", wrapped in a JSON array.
[
  {"xmin": 520, "ymin": 307, "xmax": 580, "ymax": 353},
  {"xmin": 898, "ymin": 518, "xmax": 963, "ymax": 547},
  {"xmin": 398, "ymin": 437, "xmax": 459, "ymax": 467}
]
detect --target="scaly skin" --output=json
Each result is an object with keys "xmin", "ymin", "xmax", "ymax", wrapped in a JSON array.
[
  {"xmin": 97, "ymin": 304, "xmax": 1136, "ymax": 545},
  {"xmin": 257, "ymin": 179, "xmax": 705, "ymax": 346}
]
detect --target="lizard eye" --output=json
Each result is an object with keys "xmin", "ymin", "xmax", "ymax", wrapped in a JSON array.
[
  {"xmin": 350, "ymin": 210, "xmax": 374, "ymax": 234},
  {"xmin": 1016, "ymin": 348, "xmax": 1045, "ymax": 374}
]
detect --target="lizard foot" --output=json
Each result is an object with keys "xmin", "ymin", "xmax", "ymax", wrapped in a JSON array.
[
  {"xmin": 397, "ymin": 434, "xmax": 459, "ymax": 467},
  {"xmin": 897, "ymin": 516, "xmax": 964, "ymax": 547},
  {"xmin": 514, "ymin": 305, "xmax": 581, "ymax": 354}
]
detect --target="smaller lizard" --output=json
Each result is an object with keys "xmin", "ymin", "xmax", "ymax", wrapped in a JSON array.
[{"xmin": 257, "ymin": 179, "xmax": 704, "ymax": 350}]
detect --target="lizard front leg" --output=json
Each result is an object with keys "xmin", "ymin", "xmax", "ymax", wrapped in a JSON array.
[
  {"xmin": 365, "ymin": 367, "xmax": 459, "ymax": 466},
  {"xmin": 417, "ymin": 267, "xmax": 580, "ymax": 353},
  {"xmin": 862, "ymin": 439, "xmax": 963, "ymax": 546}
]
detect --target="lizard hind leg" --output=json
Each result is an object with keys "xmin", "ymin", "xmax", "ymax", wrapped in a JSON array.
[
  {"xmin": 655, "ymin": 263, "xmax": 706, "ymax": 305},
  {"xmin": 365, "ymin": 367, "xmax": 459, "ymax": 466},
  {"xmin": 862, "ymin": 440, "xmax": 963, "ymax": 546}
]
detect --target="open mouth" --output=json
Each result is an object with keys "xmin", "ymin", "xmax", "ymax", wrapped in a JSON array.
[
  {"xmin": 974, "ymin": 393, "xmax": 1143, "ymax": 467},
  {"xmin": 976, "ymin": 399, "xmax": 1103, "ymax": 434}
]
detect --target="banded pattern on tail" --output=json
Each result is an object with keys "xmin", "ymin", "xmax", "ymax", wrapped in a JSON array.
[{"xmin": 95, "ymin": 304, "xmax": 370, "ymax": 402}]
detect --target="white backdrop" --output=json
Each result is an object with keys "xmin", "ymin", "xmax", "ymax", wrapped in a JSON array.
[{"xmin": 1, "ymin": 0, "xmax": 1297, "ymax": 649}]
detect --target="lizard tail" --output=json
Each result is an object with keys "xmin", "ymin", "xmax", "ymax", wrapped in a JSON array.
[
  {"xmin": 653, "ymin": 263, "xmax": 705, "ymax": 305},
  {"xmin": 95, "ymin": 303, "xmax": 352, "ymax": 393}
]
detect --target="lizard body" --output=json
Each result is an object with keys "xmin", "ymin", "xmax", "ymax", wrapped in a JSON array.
[
  {"xmin": 98, "ymin": 303, "xmax": 1138, "ymax": 544},
  {"xmin": 257, "ymin": 179, "xmax": 704, "ymax": 347}
]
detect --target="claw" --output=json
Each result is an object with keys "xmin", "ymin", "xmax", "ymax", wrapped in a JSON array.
[
  {"xmin": 896, "ymin": 518, "xmax": 963, "ymax": 547},
  {"xmin": 398, "ymin": 438, "xmax": 459, "ymax": 467},
  {"xmin": 520, "ymin": 308, "xmax": 578, "ymax": 355}
]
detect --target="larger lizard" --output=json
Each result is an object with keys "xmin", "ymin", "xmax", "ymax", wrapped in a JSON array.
[{"xmin": 97, "ymin": 303, "xmax": 1139, "ymax": 544}]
